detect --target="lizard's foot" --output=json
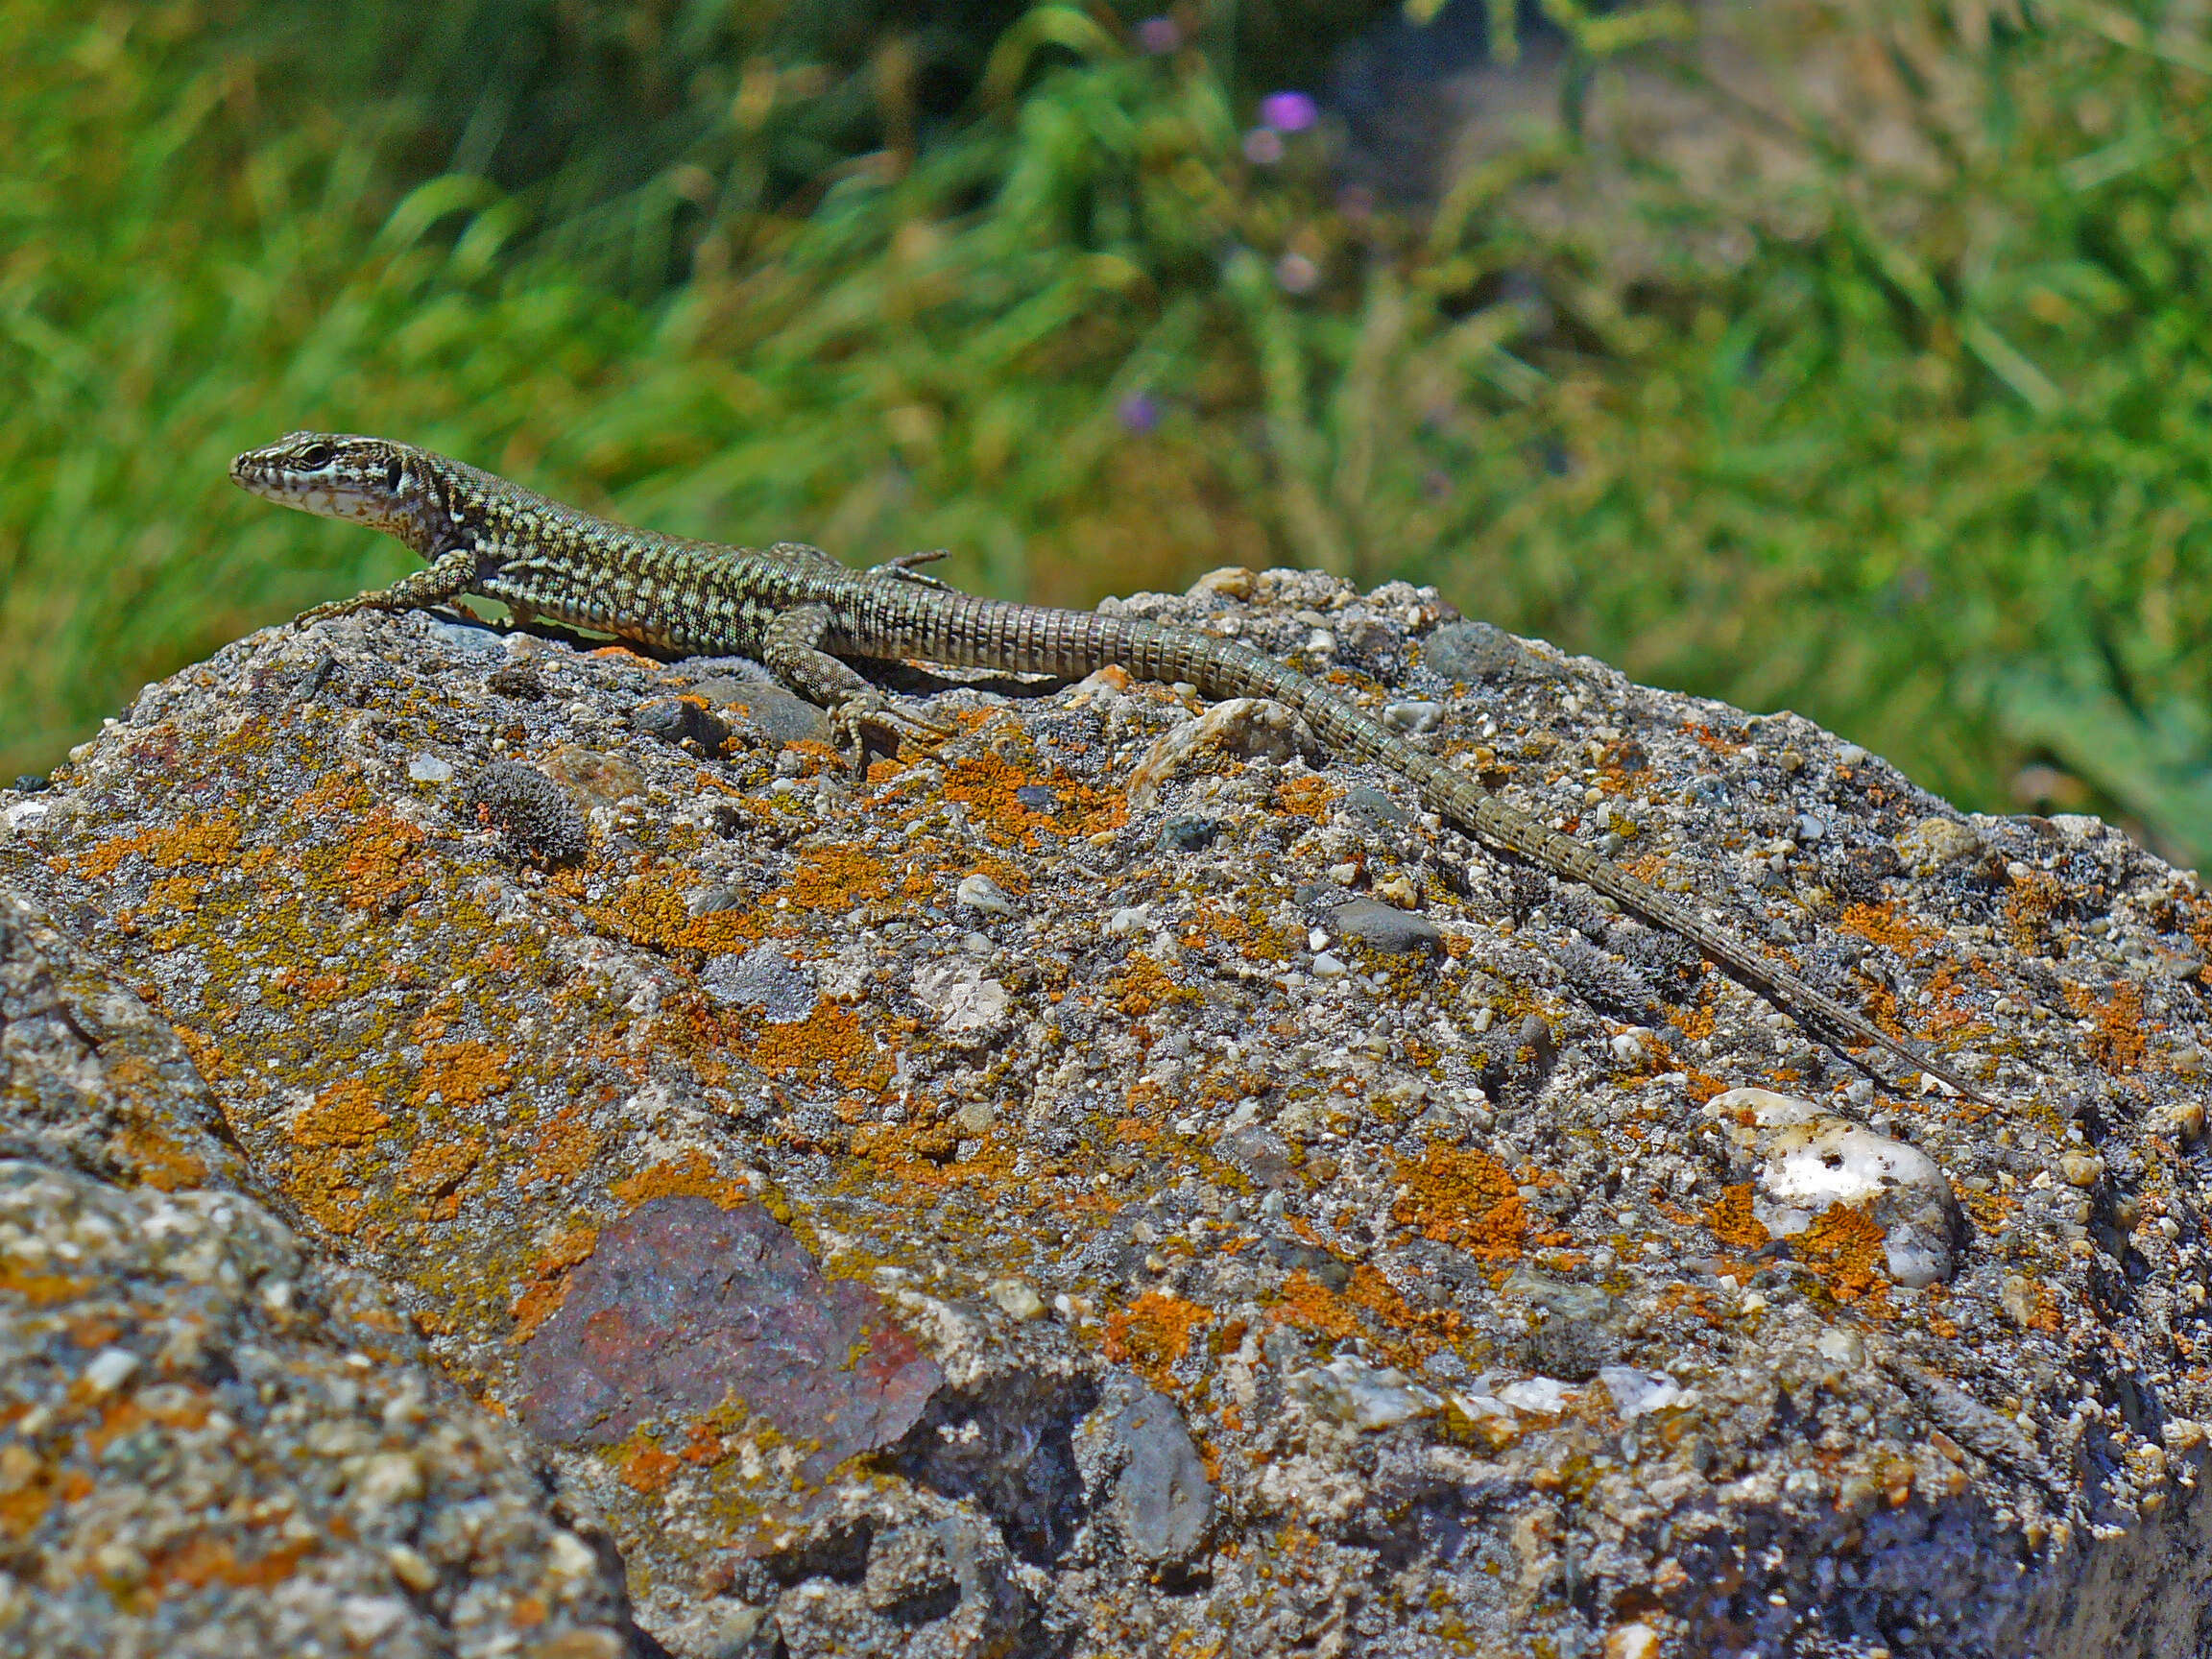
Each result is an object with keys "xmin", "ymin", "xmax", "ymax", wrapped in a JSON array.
[
  {"xmin": 868, "ymin": 549, "xmax": 955, "ymax": 592},
  {"xmin": 829, "ymin": 691, "xmax": 950, "ymax": 772},
  {"xmin": 291, "ymin": 594, "xmax": 383, "ymax": 630}
]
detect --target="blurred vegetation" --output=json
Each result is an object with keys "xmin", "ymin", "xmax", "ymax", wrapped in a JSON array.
[{"xmin": 4, "ymin": 0, "xmax": 2211, "ymax": 864}]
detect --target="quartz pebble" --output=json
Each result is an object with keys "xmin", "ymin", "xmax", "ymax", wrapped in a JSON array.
[{"xmin": 1704, "ymin": 1088, "xmax": 1961, "ymax": 1286}]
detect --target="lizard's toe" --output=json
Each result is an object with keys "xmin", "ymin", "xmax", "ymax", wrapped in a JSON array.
[{"xmin": 829, "ymin": 693, "xmax": 948, "ymax": 770}]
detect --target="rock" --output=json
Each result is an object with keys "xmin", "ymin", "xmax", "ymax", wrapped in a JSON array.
[
  {"xmin": 518, "ymin": 1196, "xmax": 942, "ymax": 1485},
  {"xmin": 12, "ymin": 576, "xmax": 2212, "ymax": 1656},
  {"xmin": 1297, "ymin": 1355, "xmax": 1444, "ymax": 1431},
  {"xmin": 1704, "ymin": 1087, "xmax": 1963, "ymax": 1287},
  {"xmin": 1156, "ymin": 814, "xmax": 1222, "ymax": 852},
  {"xmin": 910, "ymin": 959, "xmax": 1010, "ymax": 1046},
  {"xmin": 629, "ymin": 695, "xmax": 731, "ymax": 755},
  {"xmin": 1896, "ymin": 815, "xmax": 1986, "ymax": 875},
  {"xmin": 955, "ymin": 872, "xmax": 1018, "ymax": 915},
  {"xmin": 0, "ymin": 894, "xmax": 642, "ymax": 1657},
  {"xmin": 686, "ymin": 677, "xmax": 831, "ymax": 746},
  {"xmin": 1598, "ymin": 1365, "xmax": 1695, "ymax": 1420}
]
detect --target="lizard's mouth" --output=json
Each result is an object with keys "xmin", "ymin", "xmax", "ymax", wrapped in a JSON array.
[{"xmin": 229, "ymin": 446, "xmax": 358, "ymax": 522}]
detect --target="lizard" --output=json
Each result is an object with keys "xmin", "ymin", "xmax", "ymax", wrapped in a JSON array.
[{"xmin": 230, "ymin": 430, "xmax": 1991, "ymax": 1102}]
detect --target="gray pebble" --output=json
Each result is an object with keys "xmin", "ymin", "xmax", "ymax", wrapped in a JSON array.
[
  {"xmin": 1423, "ymin": 620, "xmax": 1556, "ymax": 685},
  {"xmin": 1107, "ymin": 1387, "xmax": 1214, "ymax": 1564},
  {"xmin": 1328, "ymin": 897, "xmax": 1443, "ymax": 956},
  {"xmin": 1157, "ymin": 816, "xmax": 1222, "ymax": 853},
  {"xmin": 702, "ymin": 947, "xmax": 818, "ymax": 1022}
]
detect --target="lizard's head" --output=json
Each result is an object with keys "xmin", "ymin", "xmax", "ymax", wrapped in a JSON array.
[{"xmin": 231, "ymin": 433, "xmax": 437, "ymax": 543}]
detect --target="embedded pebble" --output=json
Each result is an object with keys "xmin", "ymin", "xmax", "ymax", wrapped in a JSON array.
[
  {"xmin": 1599, "ymin": 1366, "xmax": 1693, "ymax": 1420},
  {"xmin": 1424, "ymin": 619, "xmax": 1557, "ymax": 684},
  {"xmin": 1127, "ymin": 698, "xmax": 1305, "ymax": 807},
  {"xmin": 1157, "ymin": 815, "xmax": 1222, "ymax": 853},
  {"xmin": 1301, "ymin": 1356, "xmax": 1443, "ymax": 1430},
  {"xmin": 955, "ymin": 873, "xmax": 1017, "ymax": 915},
  {"xmin": 1327, "ymin": 897, "xmax": 1443, "ymax": 957},
  {"xmin": 1704, "ymin": 1088, "xmax": 1960, "ymax": 1286},
  {"xmin": 1896, "ymin": 816, "xmax": 1985, "ymax": 875},
  {"xmin": 987, "ymin": 1277, "xmax": 1046, "ymax": 1320},
  {"xmin": 2060, "ymin": 1152, "xmax": 2104, "ymax": 1189},
  {"xmin": 1496, "ymin": 1377, "xmax": 1575, "ymax": 1415},
  {"xmin": 910, "ymin": 960, "xmax": 1011, "ymax": 1046},
  {"xmin": 702, "ymin": 947, "xmax": 818, "ymax": 1022},
  {"xmin": 1100, "ymin": 1386, "xmax": 1215, "ymax": 1563},
  {"xmin": 407, "ymin": 754, "xmax": 455, "ymax": 784},
  {"xmin": 1382, "ymin": 700, "xmax": 1444, "ymax": 734}
]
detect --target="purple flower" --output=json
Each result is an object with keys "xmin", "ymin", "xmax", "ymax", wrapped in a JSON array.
[
  {"xmin": 1260, "ymin": 91, "xmax": 1318, "ymax": 132},
  {"xmin": 1137, "ymin": 16, "xmax": 1181, "ymax": 53},
  {"xmin": 1274, "ymin": 252, "xmax": 1320, "ymax": 294},
  {"xmin": 1117, "ymin": 392, "xmax": 1162, "ymax": 433}
]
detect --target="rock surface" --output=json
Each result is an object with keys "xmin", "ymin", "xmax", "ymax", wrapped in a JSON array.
[
  {"xmin": 6, "ymin": 567, "xmax": 2212, "ymax": 1655},
  {"xmin": 0, "ymin": 893, "xmax": 644, "ymax": 1657}
]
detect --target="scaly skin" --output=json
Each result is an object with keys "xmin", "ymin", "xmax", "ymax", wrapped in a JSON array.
[{"xmin": 231, "ymin": 431, "xmax": 1992, "ymax": 1101}]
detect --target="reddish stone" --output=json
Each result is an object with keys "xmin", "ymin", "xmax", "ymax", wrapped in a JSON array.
[{"xmin": 519, "ymin": 1196, "xmax": 940, "ymax": 1480}]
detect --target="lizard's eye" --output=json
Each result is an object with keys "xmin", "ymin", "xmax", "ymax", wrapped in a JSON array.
[
  {"xmin": 298, "ymin": 444, "xmax": 333, "ymax": 469},
  {"xmin": 384, "ymin": 460, "xmax": 404, "ymax": 491}
]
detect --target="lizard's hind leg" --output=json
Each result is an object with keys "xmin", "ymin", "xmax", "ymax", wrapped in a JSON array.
[
  {"xmin": 866, "ymin": 548, "xmax": 956, "ymax": 591},
  {"xmin": 761, "ymin": 603, "xmax": 949, "ymax": 768}
]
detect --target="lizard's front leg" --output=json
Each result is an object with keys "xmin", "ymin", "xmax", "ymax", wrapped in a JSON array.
[
  {"xmin": 293, "ymin": 545, "xmax": 481, "ymax": 628},
  {"xmin": 761, "ymin": 603, "xmax": 946, "ymax": 766}
]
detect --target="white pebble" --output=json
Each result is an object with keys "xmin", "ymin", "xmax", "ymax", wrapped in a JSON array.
[{"xmin": 83, "ymin": 1348, "xmax": 139, "ymax": 1396}]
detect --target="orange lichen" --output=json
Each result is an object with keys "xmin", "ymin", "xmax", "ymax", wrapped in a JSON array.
[
  {"xmin": 108, "ymin": 1124, "xmax": 209, "ymax": 1192},
  {"xmin": 0, "ymin": 1264, "xmax": 95, "ymax": 1308},
  {"xmin": 402, "ymin": 1135, "xmax": 483, "ymax": 1199},
  {"xmin": 290, "ymin": 1080, "xmax": 391, "ymax": 1149},
  {"xmin": 1274, "ymin": 776, "xmax": 1335, "ymax": 819},
  {"xmin": 1960, "ymin": 1186, "xmax": 2019, "ymax": 1233},
  {"xmin": 1794, "ymin": 1204, "xmax": 1889, "ymax": 1304},
  {"xmin": 611, "ymin": 1150, "xmax": 751, "ymax": 1211},
  {"xmin": 1270, "ymin": 1270, "xmax": 1362, "ymax": 1345},
  {"xmin": 72, "ymin": 814, "xmax": 243, "ymax": 880},
  {"xmin": 747, "ymin": 1002, "xmax": 891, "ymax": 1089},
  {"xmin": 587, "ymin": 871, "xmax": 762, "ymax": 954},
  {"xmin": 619, "ymin": 1439, "xmax": 681, "ymax": 1495},
  {"xmin": 939, "ymin": 754, "xmax": 1126, "ymax": 845},
  {"xmin": 1112, "ymin": 954, "xmax": 1194, "ymax": 1019},
  {"xmin": 1391, "ymin": 1144, "xmax": 1527, "ymax": 1261},
  {"xmin": 1706, "ymin": 1185, "xmax": 1770, "ymax": 1250},
  {"xmin": 1104, "ymin": 1291, "xmax": 1212, "ymax": 1384},
  {"xmin": 338, "ymin": 807, "xmax": 427, "ymax": 911},
  {"xmin": 1839, "ymin": 902, "xmax": 1939, "ymax": 956},
  {"xmin": 520, "ymin": 1103, "xmax": 604, "ymax": 1189},
  {"xmin": 406, "ymin": 1041, "xmax": 514, "ymax": 1110},
  {"xmin": 144, "ymin": 1534, "xmax": 317, "ymax": 1592},
  {"xmin": 779, "ymin": 848, "xmax": 892, "ymax": 910},
  {"xmin": 2071, "ymin": 982, "xmax": 2147, "ymax": 1075},
  {"xmin": 144, "ymin": 875, "xmax": 207, "ymax": 913},
  {"xmin": 509, "ymin": 1226, "xmax": 602, "ymax": 1342},
  {"xmin": 2004, "ymin": 872, "xmax": 2064, "ymax": 950}
]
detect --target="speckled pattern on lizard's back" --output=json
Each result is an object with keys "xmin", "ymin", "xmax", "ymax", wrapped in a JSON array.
[{"xmin": 230, "ymin": 430, "xmax": 1990, "ymax": 1101}]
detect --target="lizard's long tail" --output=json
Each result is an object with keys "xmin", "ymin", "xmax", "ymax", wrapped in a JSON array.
[{"xmin": 840, "ymin": 589, "xmax": 1989, "ymax": 1104}]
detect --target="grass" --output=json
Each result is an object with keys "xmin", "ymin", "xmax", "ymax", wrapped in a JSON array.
[{"xmin": 5, "ymin": 0, "xmax": 2212, "ymax": 865}]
